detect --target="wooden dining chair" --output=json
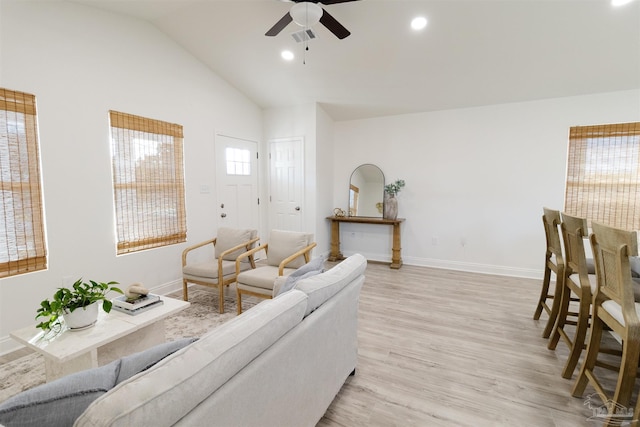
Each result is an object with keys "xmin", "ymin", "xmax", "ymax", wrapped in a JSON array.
[
  {"xmin": 533, "ymin": 207, "xmax": 566, "ymax": 339},
  {"xmin": 572, "ymin": 221, "xmax": 640, "ymax": 426},
  {"xmin": 547, "ymin": 212, "xmax": 596, "ymax": 378}
]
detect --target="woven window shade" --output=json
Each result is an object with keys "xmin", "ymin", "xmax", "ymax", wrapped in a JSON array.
[
  {"xmin": 564, "ymin": 122, "xmax": 640, "ymax": 231},
  {"xmin": 109, "ymin": 111, "xmax": 186, "ymax": 254},
  {"xmin": 0, "ymin": 88, "xmax": 47, "ymax": 277}
]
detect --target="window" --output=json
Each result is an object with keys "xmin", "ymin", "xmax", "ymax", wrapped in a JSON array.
[
  {"xmin": 109, "ymin": 111, "xmax": 186, "ymax": 254},
  {"xmin": 564, "ymin": 122, "xmax": 640, "ymax": 230},
  {"xmin": 225, "ymin": 147, "xmax": 251, "ymax": 176},
  {"xmin": 0, "ymin": 88, "xmax": 47, "ymax": 277}
]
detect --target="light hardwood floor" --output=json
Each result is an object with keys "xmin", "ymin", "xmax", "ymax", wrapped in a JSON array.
[{"xmin": 318, "ymin": 262, "xmax": 629, "ymax": 427}]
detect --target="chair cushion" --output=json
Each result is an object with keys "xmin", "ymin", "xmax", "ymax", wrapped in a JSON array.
[
  {"xmin": 237, "ymin": 265, "xmax": 297, "ymax": 290},
  {"xmin": 266, "ymin": 230, "xmax": 313, "ymax": 269},
  {"xmin": 183, "ymin": 259, "xmax": 238, "ymax": 281},
  {"xmin": 214, "ymin": 228, "xmax": 257, "ymax": 262},
  {"xmin": 602, "ymin": 299, "xmax": 640, "ymax": 327},
  {"xmin": 568, "ymin": 273, "xmax": 597, "ymax": 293},
  {"xmin": 274, "ymin": 255, "xmax": 326, "ymax": 297}
]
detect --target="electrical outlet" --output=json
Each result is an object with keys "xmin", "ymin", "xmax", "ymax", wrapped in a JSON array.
[
  {"xmin": 460, "ymin": 237, "xmax": 467, "ymax": 247},
  {"xmin": 431, "ymin": 237, "xmax": 438, "ymax": 246}
]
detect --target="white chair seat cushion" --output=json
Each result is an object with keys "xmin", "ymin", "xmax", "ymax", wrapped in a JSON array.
[
  {"xmin": 601, "ymin": 299, "xmax": 640, "ymax": 327},
  {"xmin": 568, "ymin": 273, "xmax": 597, "ymax": 293},
  {"xmin": 183, "ymin": 260, "xmax": 250, "ymax": 282},
  {"xmin": 266, "ymin": 230, "xmax": 313, "ymax": 269},
  {"xmin": 237, "ymin": 265, "xmax": 297, "ymax": 291}
]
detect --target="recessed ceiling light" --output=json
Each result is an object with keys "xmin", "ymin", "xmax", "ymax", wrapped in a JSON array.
[
  {"xmin": 411, "ymin": 16, "xmax": 427, "ymax": 31},
  {"xmin": 612, "ymin": 0, "xmax": 634, "ymax": 5},
  {"xmin": 281, "ymin": 50, "xmax": 294, "ymax": 61}
]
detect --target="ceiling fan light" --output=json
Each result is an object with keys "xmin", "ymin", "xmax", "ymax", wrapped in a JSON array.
[
  {"xmin": 411, "ymin": 16, "xmax": 427, "ymax": 31},
  {"xmin": 290, "ymin": 2, "xmax": 323, "ymax": 27},
  {"xmin": 611, "ymin": 0, "xmax": 634, "ymax": 5}
]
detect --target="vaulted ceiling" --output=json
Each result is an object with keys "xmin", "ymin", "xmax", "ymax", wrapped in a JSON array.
[{"xmin": 73, "ymin": 0, "xmax": 640, "ymax": 121}]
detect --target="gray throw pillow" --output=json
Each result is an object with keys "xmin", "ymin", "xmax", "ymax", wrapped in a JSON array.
[
  {"xmin": 116, "ymin": 337, "xmax": 198, "ymax": 384},
  {"xmin": 0, "ymin": 359, "xmax": 120, "ymax": 427},
  {"xmin": 276, "ymin": 255, "xmax": 326, "ymax": 296}
]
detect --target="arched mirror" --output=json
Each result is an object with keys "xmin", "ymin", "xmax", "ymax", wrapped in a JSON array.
[{"xmin": 349, "ymin": 164, "xmax": 384, "ymax": 217}]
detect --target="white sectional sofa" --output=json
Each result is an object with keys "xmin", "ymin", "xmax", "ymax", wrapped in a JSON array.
[{"xmin": 72, "ymin": 253, "xmax": 367, "ymax": 427}]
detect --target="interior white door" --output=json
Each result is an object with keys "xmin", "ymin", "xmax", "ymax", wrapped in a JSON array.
[
  {"xmin": 269, "ymin": 137, "xmax": 304, "ymax": 231},
  {"xmin": 215, "ymin": 135, "xmax": 259, "ymax": 231}
]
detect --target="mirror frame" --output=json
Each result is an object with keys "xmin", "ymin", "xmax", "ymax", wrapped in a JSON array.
[{"xmin": 348, "ymin": 164, "xmax": 385, "ymax": 218}]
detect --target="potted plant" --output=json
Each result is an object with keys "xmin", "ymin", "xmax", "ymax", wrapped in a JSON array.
[
  {"xmin": 36, "ymin": 279, "xmax": 123, "ymax": 332},
  {"xmin": 384, "ymin": 179, "xmax": 405, "ymax": 220}
]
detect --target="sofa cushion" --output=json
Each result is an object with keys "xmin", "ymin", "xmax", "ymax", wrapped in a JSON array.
[
  {"xmin": 296, "ymin": 253, "xmax": 367, "ymax": 317},
  {"xmin": 0, "ymin": 359, "xmax": 120, "ymax": 427},
  {"xmin": 274, "ymin": 255, "xmax": 326, "ymax": 297},
  {"xmin": 266, "ymin": 230, "xmax": 313, "ymax": 269},
  {"xmin": 214, "ymin": 228, "xmax": 257, "ymax": 262},
  {"xmin": 75, "ymin": 290, "xmax": 309, "ymax": 427}
]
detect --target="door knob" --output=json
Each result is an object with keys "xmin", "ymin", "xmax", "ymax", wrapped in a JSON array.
[
  {"xmin": 295, "ymin": 206, "xmax": 301, "ymax": 211},
  {"xmin": 221, "ymin": 213, "xmax": 227, "ymax": 218}
]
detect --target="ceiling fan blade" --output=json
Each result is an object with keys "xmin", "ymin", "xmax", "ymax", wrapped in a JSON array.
[
  {"xmin": 316, "ymin": 0, "xmax": 359, "ymax": 4},
  {"xmin": 265, "ymin": 12, "xmax": 293, "ymax": 36},
  {"xmin": 319, "ymin": 9, "xmax": 351, "ymax": 39}
]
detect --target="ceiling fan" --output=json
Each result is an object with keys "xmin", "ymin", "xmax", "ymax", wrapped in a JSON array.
[{"xmin": 265, "ymin": 0, "xmax": 359, "ymax": 40}]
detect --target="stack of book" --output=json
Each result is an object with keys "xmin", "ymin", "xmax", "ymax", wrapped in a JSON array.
[{"xmin": 111, "ymin": 293, "xmax": 163, "ymax": 316}]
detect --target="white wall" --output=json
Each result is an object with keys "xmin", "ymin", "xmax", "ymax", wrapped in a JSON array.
[
  {"xmin": 333, "ymin": 90, "xmax": 640, "ymax": 277},
  {"xmin": 0, "ymin": 1, "xmax": 262, "ymax": 353}
]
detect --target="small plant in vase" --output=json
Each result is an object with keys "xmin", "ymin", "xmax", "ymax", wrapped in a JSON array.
[
  {"xmin": 383, "ymin": 179, "xmax": 405, "ymax": 220},
  {"xmin": 36, "ymin": 279, "xmax": 123, "ymax": 332}
]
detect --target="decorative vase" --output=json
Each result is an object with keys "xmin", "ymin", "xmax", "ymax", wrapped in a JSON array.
[
  {"xmin": 63, "ymin": 302, "xmax": 99, "ymax": 330},
  {"xmin": 384, "ymin": 194, "xmax": 398, "ymax": 220}
]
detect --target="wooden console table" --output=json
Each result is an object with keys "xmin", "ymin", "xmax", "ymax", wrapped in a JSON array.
[{"xmin": 326, "ymin": 216, "xmax": 405, "ymax": 269}]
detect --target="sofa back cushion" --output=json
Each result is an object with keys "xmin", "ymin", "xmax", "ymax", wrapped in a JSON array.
[
  {"xmin": 266, "ymin": 230, "xmax": 314, "ymax": 269},
  {"xmin": 75, "ymin": 290, "xmax": 308, "ymax": 427},
  {"xmin": 296, "ymin": 253, "xmax": 367, "ymax": 317}
]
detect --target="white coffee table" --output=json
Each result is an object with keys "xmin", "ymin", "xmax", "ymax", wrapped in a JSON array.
[{"xmin": 10, "ymin": 295, "xmax": 190, "ymax": 381}]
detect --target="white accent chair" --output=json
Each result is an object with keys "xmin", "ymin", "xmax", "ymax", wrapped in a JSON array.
[
  {"xmin": 182, "ymin": 228, "xmax": 259, "ymax": 313},
  {"xmin": 235, "ymin": 230, "xmax": 316, "ymax": 314}
]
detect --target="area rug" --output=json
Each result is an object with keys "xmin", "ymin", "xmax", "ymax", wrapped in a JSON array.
[{"xmin": 0, "ymin": 287, "xmax": 257, "ymax": 403}]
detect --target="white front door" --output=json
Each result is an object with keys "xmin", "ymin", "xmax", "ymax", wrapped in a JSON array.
[
  {"xmin": 215, "ymin": 134, "xmax": 259, "ymax": 231},
  {"xmin": 269, "ymin": 137, "xmax": 304, "ymax": 231}
]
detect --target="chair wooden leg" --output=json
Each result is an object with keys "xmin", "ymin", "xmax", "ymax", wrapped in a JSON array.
[
  {"xmin": 534, "ymin": 263, "xmax": 552, "ymax": 320},
  {"xmin": 237, "ymin": 288, "xmax": 243, "ymax": 315},
  {"xmin": 218, "ymin": 284, "xmax": 225, "ymax": 314},
  {"xmin": 542, "ymin": 270, "xmax": 563, "ymax": 338},
  {"xmin": 182, "ymin": 279, "xmax": 189, "ymax": 301},
  {"xmin": 548, "ymin": 280, "xmax": 571, "ymax": 350},
  {"xmin": 612, "ymin": 338, "xmax": 640, "ymax": 409},
  {"xmin": 561, "ymin": 292, "xmax": 590, "ymax": 379},
  {"xmin": 572, "ymin": 312, "xmax": 604, "ymax": 398}
]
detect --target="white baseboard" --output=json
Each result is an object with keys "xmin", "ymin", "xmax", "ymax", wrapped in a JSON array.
[{"xmin": 339, "ymin": 250, "xmax": 542, "ymax": 280}]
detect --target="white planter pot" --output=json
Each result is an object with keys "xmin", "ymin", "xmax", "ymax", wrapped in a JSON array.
[{"xmin": 63, "ymin": 302, "xmax": 99, "ymax": 330}]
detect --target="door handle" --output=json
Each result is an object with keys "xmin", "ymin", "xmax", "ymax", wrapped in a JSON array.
[
  {"xmin": 295, "ymin": 206, "xmax": 301, "ymax": 211},
  {"xmin": 221, "ymin": 213, "xmax": 227, "ymax": 218}
]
